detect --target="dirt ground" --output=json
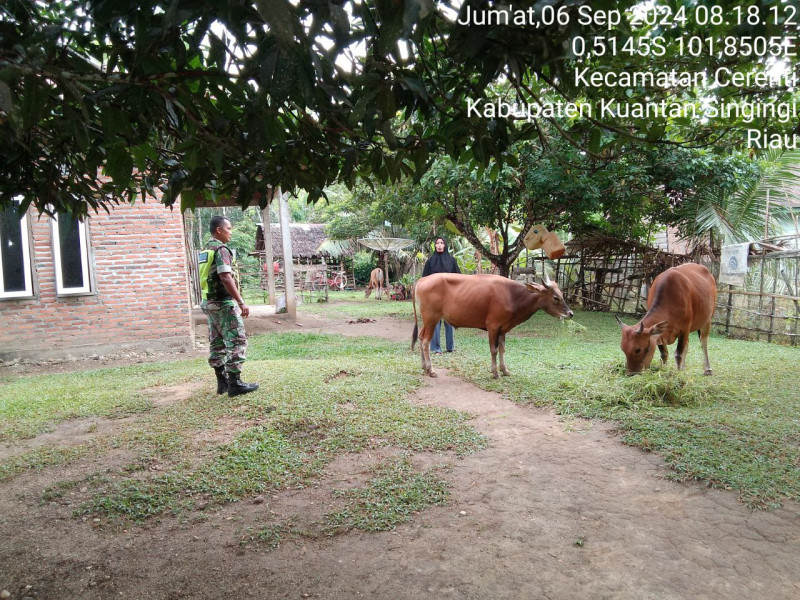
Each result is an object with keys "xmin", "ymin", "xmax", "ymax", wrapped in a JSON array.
[{"xmin": 2, "ymin": 310, "xmax": 800, "ymax": 599}]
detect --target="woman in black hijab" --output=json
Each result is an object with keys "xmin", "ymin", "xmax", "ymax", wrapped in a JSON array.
[{"xmin": 421, "ymin": 236, "xmax": 461, "ymax": 353}]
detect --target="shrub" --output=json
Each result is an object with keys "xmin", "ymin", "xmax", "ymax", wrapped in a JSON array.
[{"xmin": 352, "ymin": 251, "xmax": 376, "ymax": 286}]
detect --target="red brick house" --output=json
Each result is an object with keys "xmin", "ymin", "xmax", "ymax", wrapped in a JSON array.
[{"xmin": 0, "ymin": 199, "xmax": 194, "ymax": 361}]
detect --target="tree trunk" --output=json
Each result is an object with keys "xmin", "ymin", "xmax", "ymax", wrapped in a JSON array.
[{"xmin": 488, "ymin": 228, "xmax": 499, "ymax": 275}]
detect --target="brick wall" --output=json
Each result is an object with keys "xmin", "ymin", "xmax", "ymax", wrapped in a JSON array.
[{"xmin": 0, "ymin": 200, "xmax": 194, "ymax": 360}]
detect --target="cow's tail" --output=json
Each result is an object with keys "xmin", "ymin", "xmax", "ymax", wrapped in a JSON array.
[{"xmin": 411, "ymin": 283, "xmax": 419, "ymax": 351}]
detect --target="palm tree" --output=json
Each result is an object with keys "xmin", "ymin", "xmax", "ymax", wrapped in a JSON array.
[{"xmin": 680, "ymin": 149, "xmax": 800, "ymax": 250}]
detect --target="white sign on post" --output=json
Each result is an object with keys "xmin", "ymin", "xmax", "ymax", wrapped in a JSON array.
[{"xmin": 719, "ymin": 244, "xmax": 749, "ymax": 286}]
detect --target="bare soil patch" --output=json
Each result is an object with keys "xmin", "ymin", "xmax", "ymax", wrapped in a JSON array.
[
  {"xmin": 0, "ymin": 348, "xmax": 202, "ymax": 377},
  {"xmin": 2, "ymin": 309, "xmax": 800, "ymax": 599}
]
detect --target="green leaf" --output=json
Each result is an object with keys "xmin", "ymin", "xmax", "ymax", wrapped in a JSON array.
[
  {"xmin": 20, "ymin": 74, "xmax": 47, "ymax": 131},
  {"xmin": 101, "ymin": 105, "xmax": 132, "ymax": 139},
  {"xmin": 588, "ymin": 127, "xmax": 602, "ymax": 155},
  {"xmin": 129, "ymin": 143, "xmax": 157, "ymax": 171},
  {"xmin": 0, "ymin": 81, "xmax": 13, "ymax": 114},
  {"xmin": 105, "ymin": 145, "xmax": 134, "ymax": 188}
]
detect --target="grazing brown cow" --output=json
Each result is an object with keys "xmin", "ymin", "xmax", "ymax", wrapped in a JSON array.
[
  {"xmin": 412, "ymin": 273, "xmax": 573, "ymax": 378},
  {"xmin": 616, "ymin": 263, "xmax": 717, "ymax": 376},
  {"xmin": 365, "ymin": 268, "xmax": 384, "ymax": 299}
]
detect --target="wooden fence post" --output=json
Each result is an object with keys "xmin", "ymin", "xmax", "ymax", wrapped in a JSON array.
[
  {"xmin": 757, "ymin": 256, "xmax": 765, "ymax": 341},
  {"xmin": 780, "ymin": 268, "xmax": 800, "ymax": 347},
  {"xmin": 725, "ymin": 284, "xmax": 734, "ymax": 336}
]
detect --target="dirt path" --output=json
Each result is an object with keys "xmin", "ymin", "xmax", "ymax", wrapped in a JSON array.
[{"xmin": 2, "ymin": 311, "xmax": 800, "ymax": 599}]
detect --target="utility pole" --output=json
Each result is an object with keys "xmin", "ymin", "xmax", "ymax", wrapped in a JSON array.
[
  {"xmin": 278, "ymin": 188, "xmax": 296, "ymax": 319},
  {"xmin": 260, "ymin": 190, "xmax": 276, "ymax": 306}
]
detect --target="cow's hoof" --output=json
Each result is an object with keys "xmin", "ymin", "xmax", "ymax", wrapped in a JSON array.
[
  {"xmin": 501, "ymin": 370, "xmax": 510, "ymax": 377},
  {"xmin": 429, "ymin": 371, "xmax": 438, "ymax": 378},
  {"xmin": 491, "ymin": 372, "xmax": 499, "ymax": 379},
  {"xmin": 703, "ymin": 369, "xmax": 713, "ymax": 376}
]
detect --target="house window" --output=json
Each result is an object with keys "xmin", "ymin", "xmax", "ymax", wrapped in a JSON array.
[
  {"xmin": 0, "ymin": 199, "xmax": 34, "ymax": 299},
  {"xmin": 52, "ymin": 211, "xmax": 92, "ymax": 295}
]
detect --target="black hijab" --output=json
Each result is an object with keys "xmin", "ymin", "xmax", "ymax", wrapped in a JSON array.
[{"xmin": 422, "ymin": 237, "xmax": 461, "ymax": 276}]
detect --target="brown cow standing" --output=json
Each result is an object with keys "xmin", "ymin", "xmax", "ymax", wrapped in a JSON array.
[
  {"xmin": 616, "ymin": 263, "xmax": 717, "ymax": 376},
  {"xmin": 412, "ymin": 273, "xmax": 573, "ymax": 378},
  {"xmin": 365, "ymin": 268, "xmax": 384, "ymax": 299}
]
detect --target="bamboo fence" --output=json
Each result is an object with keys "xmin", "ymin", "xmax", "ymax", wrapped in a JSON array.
[{"xmin": 515, "ymin": 234, "xmax": 800, "ymax": 346}]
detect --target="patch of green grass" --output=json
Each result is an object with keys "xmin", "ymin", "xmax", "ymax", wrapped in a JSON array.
[
  {"xmin": 621, "ymin": 418, "xmax": 799, "ymax": 509},
  {"xmin": 248, "ymin": 332, "xmax": 405, "ymax": 360},
  {"xmin": 61, "ymin": 334, "xmax": 484, "ymax": 522},
  {"xmin": 0, "ymin": 360, "xmax": 207, "ymax": 442},
  {"xmin": 299, "ymin": 292, "xmax": 414, "ymax": 319},
  {"xmin": 41, "ymin": 478, "xmax": 83, "ymax": 503},
  {"xmin": 0, "ymin": 445, "xmax": 92, "ymax": 480},
  {"xmin": 247, "ymin": 523, "xmax": 290, "ymax": 549},
  {"xmin": 325, "ymin": 454, "xmax": 450, "ymax": 532},
  {"xmin": 83, "ymin": 428, "xmax": 308, "ymax": 521},
  {"xmin": 0, "ymin": 361, "xmax": 225, "ymax": 482}
]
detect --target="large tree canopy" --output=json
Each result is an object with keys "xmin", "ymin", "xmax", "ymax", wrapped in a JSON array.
[
  {"xmin": 1, "ymin": 0, "xmax": 797, "ymax": 216},
  {"xmin": 400, "ymin": 135, "xmax": 761, "ymax": 275}
]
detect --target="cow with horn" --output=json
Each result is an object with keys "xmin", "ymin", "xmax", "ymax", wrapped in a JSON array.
[
  {"xmin": 412, "ymin": 270, "xmax": 573, "ymax": 379},
  {"xmin": 616, "ymin": 263, "xmax": 717, "ymax": 376}
]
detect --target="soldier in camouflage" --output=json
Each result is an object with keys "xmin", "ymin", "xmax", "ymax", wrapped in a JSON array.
[{"xmin": 199, "ymin": 216, "xmax": 259, "ymax": 397}]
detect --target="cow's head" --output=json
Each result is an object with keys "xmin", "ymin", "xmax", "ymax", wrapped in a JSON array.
[
  {"xmin": 523, "ymin": 225, "xmax": 566, "ymax": 259},
  {"xmin": 525, "ymin": 275, "xmax": 573, "ymax": 319},
  {"xmin": 616, "ymin": 316, "xmax": 668, "ymax": 375}
]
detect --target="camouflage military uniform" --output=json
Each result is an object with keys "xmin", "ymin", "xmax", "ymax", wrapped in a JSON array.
[{"xmin": 200, "ymin": 240, "xmax": 248, "ymax": 375}]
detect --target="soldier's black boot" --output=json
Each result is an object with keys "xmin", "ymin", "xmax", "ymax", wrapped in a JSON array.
[
  {"xmin": 228, "ymin": 373, "xmax": 259, "ymax": 397},
  {"xmin": 213, "ymin": 366, "xmax": 228, "ymax": 395}
]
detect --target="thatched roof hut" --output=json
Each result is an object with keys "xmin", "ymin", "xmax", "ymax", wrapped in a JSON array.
[{"xmin": 254, "ymin": 223, "xmax": 352, "ymax": 260}]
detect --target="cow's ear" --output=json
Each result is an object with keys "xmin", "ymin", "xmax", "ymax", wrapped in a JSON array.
[
  {"xmin": 650, "ymin": 320, "xmax": 668, "ymax": 336},
  {"xmin": 524, "ymin": 282, "xmax": 546, "ymax": 293}
]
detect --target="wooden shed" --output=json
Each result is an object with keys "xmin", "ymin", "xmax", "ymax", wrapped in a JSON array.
[{"xmin": 255, "ymin": 223, "xmax": 331, "ymax": 260}]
